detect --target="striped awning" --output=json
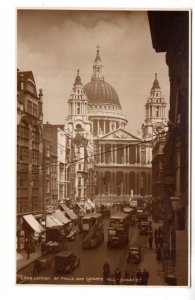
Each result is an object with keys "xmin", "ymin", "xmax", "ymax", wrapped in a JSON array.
[
  {"xmin": 52, "ymin": 209, "xmax": 70, "ymax": 225},
  {"xmin": 23, "ymin": 214, "xmax": 45, "ymax": 233},
  {"xmin": 46, "ymin": 214, "xmax": 64, "ymax": 229},
  {"xmin": 61, "ymin": 204, "xmax": 78, "ymax": 220}
]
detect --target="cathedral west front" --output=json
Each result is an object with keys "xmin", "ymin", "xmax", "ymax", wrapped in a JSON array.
[{"xmin": 63, "ymin": 46, "xmax": 167, "ymax": 204}]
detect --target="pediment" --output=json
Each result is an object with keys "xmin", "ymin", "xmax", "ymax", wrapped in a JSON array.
[{"xmin": 99, "ymin": 128, "xmax": 141, "ymax": 141}]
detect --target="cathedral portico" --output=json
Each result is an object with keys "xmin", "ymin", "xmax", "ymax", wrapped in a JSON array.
[{"xmin": 95, "ymin": 167, "xmax": 152, "ymax": 199}]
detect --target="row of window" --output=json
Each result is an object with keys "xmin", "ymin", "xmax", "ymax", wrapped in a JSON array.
[
  {"xmin": 89, "ymin": 104, "xmax": 120, "ymax": 111},
  {"xmin": 46, "ymin": 178, "xmax": 57, "ymax": 193},
  {"xmin": 27, "ymin": 100, "xmax": 38, "ymax": 117}
]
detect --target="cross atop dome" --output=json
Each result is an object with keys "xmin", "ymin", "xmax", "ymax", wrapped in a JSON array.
[{"xmin": 95, "ymin": 44, "xmax": 102, "ymax": 63}]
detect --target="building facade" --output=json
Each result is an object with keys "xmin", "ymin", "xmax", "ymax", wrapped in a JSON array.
[
  {"xmin": 43, "ymin": 124, "xmax": 71, "ymax": 207},
  {"xmin": 82, "ymin": 47, "xmax": 153, "ymax": 202},
  {"xmin": 148, "ymin": 11, "xmax": 189, "ymax": 230},
  {"xmin": 65, "ymin": 70, "xmax": 95, "ymax": 202},
  {"xmin": 17, "ymin": 70, "xmax": 44, "ymax": 248},
  {"xmin": 42, "ymin": 139, "xmax": 58, "ymax": 209}
]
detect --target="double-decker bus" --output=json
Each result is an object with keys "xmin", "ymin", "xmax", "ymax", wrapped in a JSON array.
[
  {"xmin": 107, "ymin": 212, "xmax": 129, "ymax": 248},
  {"xmin": 81, "ymin": 213, "xmax": 104, "ymax": 248}
]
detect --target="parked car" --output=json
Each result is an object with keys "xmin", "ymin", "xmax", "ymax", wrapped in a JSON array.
[
  {"xmin": 127, "ymin": 245, "xmax": 141, "ymax": 264},
  {"xmin": 55, "ymin": 250, "xmax": 80, "ymax": 273}
]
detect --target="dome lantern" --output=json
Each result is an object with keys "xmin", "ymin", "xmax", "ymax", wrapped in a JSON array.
[
  {"xmin": 151, "ymin": 73, "xmax": 160, "ymax": 90},
  {"xmin": 84, "ymin": 46, "xmax": 121, "ymax": 106},
  {"xmin": 74, "ymin": 69, "xmax": 82, "ymax": 86},
  {"xmin": 92, "ymin": 44, "xmax": 104, "ymax": 80}
]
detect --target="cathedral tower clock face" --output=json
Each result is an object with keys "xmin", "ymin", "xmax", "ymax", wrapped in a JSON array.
[{"xmin": 153, "ymin": 122, "xmax": 165, "ymax": 135}]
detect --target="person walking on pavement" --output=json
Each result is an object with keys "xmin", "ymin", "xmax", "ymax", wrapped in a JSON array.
[
  {"xmin": 114, "ymin": 268, "xmax": 121, "ymax": 285},
  {"xmin": 154, "ymin": 228, "xmax": 158, "ymax": 239},
  {"xmin": 148, "ymin": 233, "xmax": 153, "ymax": 249},
  {"xmin": 103, "ymin": 261, "xmax": 110, "ymax": 284},
  {"xmin": 38, "ymin": 234, "xmax": 42, "ymax": 247},
  {"xmin": 155, "ymin": 234, "xmax": 159, "ymax": 249},
  {"xmin": 136, "ymin": 269, "xmax": 142, "ymax": 285},
  {"xmin": 26, "ymin": 238, "xmax": 31, "ymax": 260},
  {"xmin": 156, "ymin": 246, "xmax": 162, "ymax": 261},
  {"xmin": 142, "ymin": 268, "xmax": 149, "ymax": 285}
]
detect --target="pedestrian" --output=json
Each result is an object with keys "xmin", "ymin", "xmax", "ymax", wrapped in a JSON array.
[
  {"xmin": 33, "ymin": 259, "xmax": 41, "ymax": 275},
  {"xmin": 136, "ymin": 269, "xmax": 142, "ymax": 285},
  {"xmin": 103, "ymin": 261, "xmax": 110, "ymax": 284},
  {"xmin": 114, "ymin": 268, "xmax": 121, "ymax": 285},
  {"xmin": 26, "ymin": 240, "xmax": 31, "ymax": 259},
  {"xmin": 149, "ymin": 221, "xmax": 152, "ymax": 230},
  {"xmin": 159, "ymin": 234, "xmax": 164, "ymax": 248},
  {"xmin": 156, "ymin": 247, "xmax": 162, "ymax": 261},
  {"xmin": 148, "ymin": 234, "xmax": 153, "ymax": 249},
  {"xmin": 41, "ymin": 241, "xmax": 47, "ymax": 256},
  {"xmin": 154, "ymin": 228, "xmax": 158, "ymax": 239},
  {"xmin": 38, "ymin": 234, "xmax": 42, "ymax": 247},
  {"xmin": 155, "ymin": 234, "xmax": 159, "ymax": 249},
  {"xmin": 124, "ymin": 270, "xmax": 129, "ymax": 285},
  {"xmin": 142, "ymin": 268, "xmax": 149, "ymax": 285}
]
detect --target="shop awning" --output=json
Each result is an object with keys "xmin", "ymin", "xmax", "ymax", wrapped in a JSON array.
[
  {"xmin": 46, "ymin": 215, "xmax": 64, "ymax": 229},
  {"xmin": 84, "ymin": 201, "xmax": 92, "ymax": 211},
  {"xmin": 53, "ymin": 209, "xmax": 70, "ymax": 225},
  {"xmin": 23, "ymin": 214, "xmax": 45, "ymax": 233},
  {"xmin": 87, "ymin": 199, "xmax": 95, "ymax": 209},
  {"xmin": 76, "ymin": 202, "xmax": 86, "ymax": 214},
  {"xmin": 61, "ymin": 204, "xmax": 78, "ymax": 220}
]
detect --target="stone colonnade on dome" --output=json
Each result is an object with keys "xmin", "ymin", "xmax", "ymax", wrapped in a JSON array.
[{"xmin": 92, "ymin": 118, "xmax": 126, "ymax": 136}]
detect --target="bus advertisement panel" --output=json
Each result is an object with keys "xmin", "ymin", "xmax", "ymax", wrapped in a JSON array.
[
  {"xmin": 81, "ymin": 213, "xmax": 104, "ymax": 248},
  {"xmin": 107, "ymin": 212, "xmax": 129, "ymax": 248}
]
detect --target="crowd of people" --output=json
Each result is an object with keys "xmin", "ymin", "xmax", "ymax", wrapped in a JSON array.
[{"xmin": 102, "ymin": 262, "xmax": 149, "ymax": 285}]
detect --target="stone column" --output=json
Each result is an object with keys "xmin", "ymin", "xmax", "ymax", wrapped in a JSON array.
[
  {"xmin": 111, "ymin": 144, "xmax": 113, "ymax": 164},
  {"xmin": 139, "ymin": 145, "xmax": 141, "ymax": 164},
  {"xmin": 103, "ymin": 120, "xmax": 106, "ymax": 135},
  {"xmin": 91, "ymin": 121, "xmax": 93, "ymax": 135},
  {"xmin": 135, "ymin": 146, "xmax": 137, "ymax": 163},
  {"xmin": 137, "ymin": 172, "xmax": 140, "ymax": 195},
  {"xmin": 99, "ymin": 171, "xmax": 101, "ymax": 195},
  {"xmin": 103, "ymin": 144, "xmax": 106, "ymax": 164},
  {"xmin": 127, "ymin": 145, "xmax": 129, "ymax": 164},
  {"xmin": 98, "ymin": 144, "xmax": 101, "ymax": 164},
  {"xmin": 124, "ymin": 172, "xmax": 126, "ymax": 195},
  {"xmin": 123, "ymin": 145, "xmax": 125, "ymax": 164},
  {"xmin": 114, "ymin": 144, "xmax": 117, "ymax": 164},
  {"xmin": 97, "ymin": 120, "xmax": 100, "ymax": 135},
  {"xmin": 114, "ymin": 172, "xmax": 117, "ymax": 195}
]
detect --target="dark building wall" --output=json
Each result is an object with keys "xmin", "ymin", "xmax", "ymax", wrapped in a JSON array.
[{"xmin": 148, "ymin": 11, "xmax": 190, "ymax": 228}]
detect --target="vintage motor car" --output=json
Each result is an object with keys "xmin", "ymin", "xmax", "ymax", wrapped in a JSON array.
[
  {"xmin": 55, "ymin": 250, "xmax": 80, "ymax": 273},
  {"xmin": 127, "ymin": 245, "xmax": 141, "ymax": 264}
]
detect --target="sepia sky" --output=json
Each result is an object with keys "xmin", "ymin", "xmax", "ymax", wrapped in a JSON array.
[{"xmin": 17, "ymin": 9, "xmax": 170, "ymax": 134}]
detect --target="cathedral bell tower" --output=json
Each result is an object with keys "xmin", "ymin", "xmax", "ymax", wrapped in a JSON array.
[
  {"xmin": 68, "ymin": 69, "xmax": 88, "ymax": 121},
  {"xmin": 142, "ymin": 73, "xmax": 167, "ymax": 139}
]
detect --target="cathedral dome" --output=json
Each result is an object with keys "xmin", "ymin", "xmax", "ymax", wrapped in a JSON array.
[
  {"xmin": 84, "ymin": 46, "xmax": 121, "ymax": 107},
  {"xmin": 84, "ymin": 79, "xmax": 120, "ymax": 106}
]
